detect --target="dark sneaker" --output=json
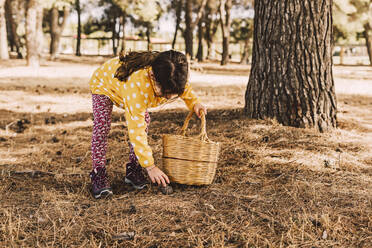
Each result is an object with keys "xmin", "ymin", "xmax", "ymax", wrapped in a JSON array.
[
  {"xmin": 90, "ymin": 167, "xmax": 113, "ymax": 199},
  {"xmin": 124, "ymin": 162, "xmax": 148, "ymax": 189}
]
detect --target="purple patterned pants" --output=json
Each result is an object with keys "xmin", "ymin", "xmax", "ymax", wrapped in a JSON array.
[{"xmin": 91, "ymin": 94, "xmax": 150, "ymax": 170}]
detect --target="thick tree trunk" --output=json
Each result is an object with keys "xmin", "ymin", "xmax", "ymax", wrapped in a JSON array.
[
  {"xmin": 26, "ymin": 0, "xmax": 41, "ymax": 67},
  {"xmin": 172, "ymin": 0, "xmax": 182, "ymax": 49},
  {"xmin": 75, "ymin": 0, "xmax": 81, "ymax": 56},
  {"xmin": 50, "ymin": 6, "xmax": 69, "ymax": 60},
  {"xmin": 0, "ymin": 0, "xmax": 9, "ymax": 59},
  {"xmin": 219, "ymin": 0, "xmax": 232, "ymax": 65},
  {"xmin": 244, "ymin": 0, "xmax": 337, "ymax": 132},
  {"xmin": 364, "ymin": 24, "xmax": 372, "ymax": 66}
]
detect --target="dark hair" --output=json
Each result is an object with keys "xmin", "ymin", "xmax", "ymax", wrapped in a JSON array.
[{"xmin": 115, "ymin": 50, "xmax": 188, "ymax": 96}]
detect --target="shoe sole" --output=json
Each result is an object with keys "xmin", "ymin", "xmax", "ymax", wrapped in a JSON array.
[
  {"xmin": 94, "ymin": 189, "xmax": 113, "ymax": 199},
  {"xmin": 124, "ymin": 177, "xmax": 147, "ymax": 190}
]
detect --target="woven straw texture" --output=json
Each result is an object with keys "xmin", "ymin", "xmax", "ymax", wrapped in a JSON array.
[{"xmin": 162, "ymin": 111, "xmax": 220, "ymax": 185}]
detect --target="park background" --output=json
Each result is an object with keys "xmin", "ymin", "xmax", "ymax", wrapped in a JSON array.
[{"xmin": 0, "ymin": 0, "xmax": 372, "ymax": 247}]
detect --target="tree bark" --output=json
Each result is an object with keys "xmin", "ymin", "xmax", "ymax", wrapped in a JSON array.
[
  {"xmin": 50, "ymin": 5, "xmax": 70, "ymax": 60},
  {"xmin": 364, "ymin": 24, "xmax": 372, "ymax": 66},
  {"xmin": 0, "ymin": 0, "xmax": 9, "ymax": 59},
  {"xmin": 172, "ymin": 0, "xmax": 183, "ymax": 49},
  {"xmin": 244, "ymin": 0, "xmax": 337, "ymax": 132},
  {"xmin": 219, "ymin": 0, "xmax": 232, "ymax": 65},
  {"xmin": 75, "ymin": 0, "xmax": 81, "ymax": 56},
  {"xmin": 26, "ymin": 0, "xmax": 41, "ymax": 67}
]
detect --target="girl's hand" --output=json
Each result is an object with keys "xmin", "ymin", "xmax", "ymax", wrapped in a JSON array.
[
  {"xmin": 193, "ymin": 103, "xmax": 207, "ymax": 118},
  {"xmin": 146, "ymin": 165, "xmax": 170, "ymax": 187}
]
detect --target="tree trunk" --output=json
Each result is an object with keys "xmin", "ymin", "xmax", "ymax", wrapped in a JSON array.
[
  {"xmin": 204, "ymin": 8, "xmax": 218, "ymax": 60},
  {"xmin": 184, "ymin": 0, "xmax": 207, "ymax": 59},
  {"xmin": 26, "ymin": 0, "xmax": 41, "ymax": 67},
  {"xmin": 0, "ymin": 0, "xmax": 9, "ymax": 59},
  {"xmin": 146, "ymin": 23, "xmax": 152, "ymax": 51},
  {"xmin": 75, "ymin": 0, "xmax": 81, "ymax": 56},
  {"xmin": 244, "ymin": 0, "xmax": 337, "ymax": 132},
  {"xmin": 111, "ymin": 17, "xmax": 117, "ymax": 56},
  {"xmin": 50, "ymin": 6, "xmax": 69, "ymax": 60},
  {"xmin": 120, "ymin": 12, "xmax": 126, "ymax": 53},
  {"xmin": 240, "ymin": 37, "xmax": 250, "ymax": 65},
  {"xmin": 196, "ymin": 17, "xmax": 204, "ymax": 61},
  {"xmin": 219, "ymin": 0, "xmax": 232, "ymax": 65},
  {"xmin": 172, "ymin": 0, "xmax": 183, "ymax": 49},
  {"xmin": 364, "ymin": 24, "xmax": 372, "ymax": 66},
  {"xmin": 5, "ymin": 0, "xmax": 22, "ymax": 58},
  {"xmin": 184, "ymin": 0, "xmax": 193, "ymax": 58}
]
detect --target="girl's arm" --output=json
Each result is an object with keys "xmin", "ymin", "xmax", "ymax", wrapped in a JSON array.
[{"xmin": 180, "ymin": 82, "xmax": 207, "ymax": 118}]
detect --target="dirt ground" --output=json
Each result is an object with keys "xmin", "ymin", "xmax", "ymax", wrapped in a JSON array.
[{"xmin": 0, "ymin": 56, "xmax": 371, "ymax": 247}]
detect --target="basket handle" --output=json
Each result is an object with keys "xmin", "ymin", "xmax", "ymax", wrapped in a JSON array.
[{"xmin": 179, "ymin": 110, "xmax": 210, "ymax": 142}]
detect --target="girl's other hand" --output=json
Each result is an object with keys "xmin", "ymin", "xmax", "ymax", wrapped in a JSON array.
[
  {"xmin": 146, "ymin": 166, "xmax": 170, "ymax": 187},
  {"xmin": 193, "ymin": 103, "xmax": 207, "ymax": 118}
]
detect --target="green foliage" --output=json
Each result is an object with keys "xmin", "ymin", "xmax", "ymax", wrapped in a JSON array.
[
  {"xmin": 333, "ymin": 0, "xmax": 370, "ymax": 43},
  {"xmin": 230, "ymin": 18, "xmax": 253, "ymax": 43}
]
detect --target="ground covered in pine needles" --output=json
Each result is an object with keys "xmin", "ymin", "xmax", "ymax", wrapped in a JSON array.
[{"xmin": 0, "ymin": 57, "xmax": 371, "ymax": 247}]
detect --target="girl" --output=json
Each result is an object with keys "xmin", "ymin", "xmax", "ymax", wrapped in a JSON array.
[{"xmin": 89, "ymin": 50, "xmax": 207, "ymax": 199}]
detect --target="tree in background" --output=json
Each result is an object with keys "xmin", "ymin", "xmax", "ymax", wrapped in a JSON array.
[
  {"xmin": 184, "ymin": 0, "xmax": 207, "ymax": 59},
  {"xmin": 334, "ymin": 0, "xmax": 372, "ymax": 65},
  {"xmin": 44, "ymin": 0, "xmax": 73, "ymax": 60},
  {"xmin": 204, "ymin": 0, "xmax": 219, "ymax": 60},
  {"xmin": 219, "ymin": 0, "xmax": 232, "ymax": 65},
  {"xmin": 0, "ymin": 0, "xmax": 9, "ymax": 59},
  {"xmin": 170, "ymin": 0, "xmax": 183, "ymax": 49},
  {"xmin": 245, "ymin": 0, "xmax": 337, "ymax": 132},
  {"xmin": 128, "ymin": 0, "xmax": 162, "ymax": 51},
  {"xmin": 5, "ymin": 0, "xmax": 23, "ymax": 58},
  {"xmin": 230, "ymin": 18, "xmax": 253, "ymax": 64},
  {"xmin": 25, "ymin": 0, "xmax": 43, "ymax": 67},
  {"xmin": 75, "ymin": 0, "xmax": 81, "ymax": 56}
]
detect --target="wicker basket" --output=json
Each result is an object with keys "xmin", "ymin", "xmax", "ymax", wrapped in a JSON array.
[{"xmin": 162, "ymin": 111, "xmax": 220, "ymax": 185}]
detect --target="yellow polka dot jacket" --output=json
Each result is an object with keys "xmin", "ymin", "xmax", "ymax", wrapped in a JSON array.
[{"xmin": 89, "ymin": 57, "xmax": 200, "ymax": 168}]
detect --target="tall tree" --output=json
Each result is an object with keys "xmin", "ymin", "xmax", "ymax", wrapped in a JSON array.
[
  {"xmin": 184, "ymin": 0, "xmax": 207, "ymax": 59},
  {"xmin": 196, "ymin": 11, "xmax": 205, "ymax": 61},
  {"xmin": 0, "ymin": 0, "xmax": 9, "ymax": 59},
  {"xmin": 75, "ymin": 0, "xmax": 81, "ymax": 56},
  {"xmin": 231, "ymin": 18, "xmax": 253, "ymax": 64},
  {"xmin": 25, "ymin": 0, "xmax": 43, "ymax": 67},
  {"xmin": 334, "ymin": 0, "xmax": 372, "ymax": 65},
  {"xmin": 48, "ymin": 1, "xmax": 71, "ymax": 60},
  {"xmin": 204, "ymin": 0, "xmax": 219, "ymax": 60},
  {"xmin": 171, "ymin": 0, "xmax": 183, "ymax": 49},
  {"xmin": 245, "ymin": 0, "xmax": 337, "ymax": 132},
  {"xmin": 5, "ymin": 0, "xmax": 23, "ymax": 58},
  {"xmin": 219, "ymin": 0, "xmax": 232, "ymax": 65}
]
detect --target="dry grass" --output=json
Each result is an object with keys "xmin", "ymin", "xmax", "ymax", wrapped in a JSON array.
[{"xmin": 0, "ymin": 57, "xmax": 371, "ymax": 247}]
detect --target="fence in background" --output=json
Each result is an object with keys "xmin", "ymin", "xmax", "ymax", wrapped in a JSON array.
[{"xmin": 47, "ymin": 36, "xmax": 370, "ymax": 65}]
